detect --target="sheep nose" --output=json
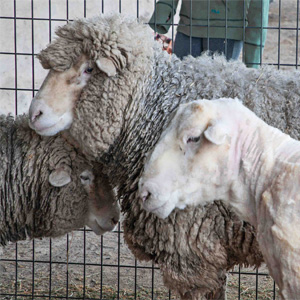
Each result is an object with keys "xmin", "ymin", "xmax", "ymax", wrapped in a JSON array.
[
  {"xmin": 140, "ymin": 190, "xmax": 151, "ymax": 202},
  {"xmin": 30, "ymin": 109, "xmax": 43, "ymax": 123},
  {"xmin": 111, "ymin": 217, "xmax": 119, "ymax": 225}
]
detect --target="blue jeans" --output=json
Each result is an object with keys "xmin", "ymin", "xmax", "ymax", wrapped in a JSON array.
[{"xmin": 174, "ymin": 31, "xmax": 243, "ymax": 61}]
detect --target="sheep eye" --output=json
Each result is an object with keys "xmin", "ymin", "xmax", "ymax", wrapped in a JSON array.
[
  {"xmin": 187, "ymin": 136, "xmax": 201, "ymax": 144},
  {"xmin": 84, "ymin": 67, "xmax": 93, "ymax": 74},
  {"xmin": 80, "ymin": 175, "xmax": 90, "ymax": 181}
]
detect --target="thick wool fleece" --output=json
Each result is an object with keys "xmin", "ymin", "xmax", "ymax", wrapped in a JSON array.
[
  {"xmin": 37, "ymin": 15, "xmax": 300, "ymax": 299},
  {"xmin": 0, "ymin": 115, "xmax": 95, "ymax": 246}
]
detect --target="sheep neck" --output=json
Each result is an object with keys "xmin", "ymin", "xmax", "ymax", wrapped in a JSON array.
[
  {"xmin": 233, "ymin": 121, "xmax": 300, "ymax": 299},
  {"xmin": 230, "ymin": 119, "xmax": 298, "ymax": 227},
  {"xmin": 103, "ymin": 50, "xmax": 187, "ymax": 202}
]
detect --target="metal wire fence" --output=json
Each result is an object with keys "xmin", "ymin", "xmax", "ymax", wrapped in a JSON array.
[{"xmin": 0, "ymin": 0, "xmax": 299, "ymax": 299}]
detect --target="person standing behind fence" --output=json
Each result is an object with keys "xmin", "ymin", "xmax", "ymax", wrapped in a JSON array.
[{"xmin": 149, "ymin": 0, "xmax": 269, "ymax": 68}]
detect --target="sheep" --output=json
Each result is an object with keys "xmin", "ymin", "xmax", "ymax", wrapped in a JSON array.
[
  {"xmin": 138, "ymin": 97, "xmax": 300, "ymax": 299},
  {"xmin": 27, "ymin": 15, "xmax": 300, "ymax": 299},
  {"xmin": 0, "ymin": 114, "xmax": 120, "ymax": 246}
]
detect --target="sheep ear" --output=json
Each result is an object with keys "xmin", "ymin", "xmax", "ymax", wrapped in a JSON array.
[
  {"xmin": 96, "ymin": 57, "xmax": 117, "ymax": 77},
  {"xmin": 203, "ymin": 120, "xmax": 227, "ymax": 145},
  {"xmin": 49, "ymin": 168, "xmax": 71, "ymax": 187}
]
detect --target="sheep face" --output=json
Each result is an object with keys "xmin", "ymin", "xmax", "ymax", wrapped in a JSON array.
[
  {"xmin": 49, "ymin": 165, "xmax": 120, "ymax": 235},
  {"xmin": 139, "ymin": 99, "xmax": 239, "ymax": 219},
  {"xmin": 29, "ymin": 55, "xmax": 94, "ymax": 136},
  {"xmin": 82, "ymin": 169, "xmax": 120, "ymax": 235},
  {"xmin": 29, "ymin": 53, "xmax": 119, "ymax": 138}
]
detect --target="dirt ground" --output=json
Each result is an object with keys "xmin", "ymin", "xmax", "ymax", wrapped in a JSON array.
[{"xmin": 0, "ymin": 0, "xmax": 299, "ymax": 299}]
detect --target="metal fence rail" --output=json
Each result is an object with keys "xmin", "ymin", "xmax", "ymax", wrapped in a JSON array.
[{"xmin": 0, "ymin": 0, "xmax": 299, "ymax": 299}]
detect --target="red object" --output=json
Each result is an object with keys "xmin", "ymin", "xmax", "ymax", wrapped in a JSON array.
[{"xmin": 154, "ymin": 34, "xmax": 173, "ymax": 54}]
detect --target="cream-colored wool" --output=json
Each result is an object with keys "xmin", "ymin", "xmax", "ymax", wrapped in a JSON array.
[{"xmin": 28, "ymin": 15, "xmax": 300, "ymax": 299}]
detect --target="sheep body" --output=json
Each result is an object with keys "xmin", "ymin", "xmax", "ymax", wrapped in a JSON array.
[
  {"xmin": 0, "ymin": 114, "xmax": 120, "ymax": 246},
  {"xmin": 28, "ymin": 15, "xmax": 300, "ymax": 299},
  {"xmin": 139, "ymin": 98, "xmax": 300, "ymax": 298}
]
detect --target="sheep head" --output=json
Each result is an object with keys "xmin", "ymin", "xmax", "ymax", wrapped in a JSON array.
[
  {"xmin": 28, "ymin": 15, "xmax": 141, "ymax": 138},
  {"xmin": 48, "ymin": 162, "xmax": 120, "ymax": 235},
  {"xmin": 138, "ymin": 98, "xmax": 242, "ymax": 219}
]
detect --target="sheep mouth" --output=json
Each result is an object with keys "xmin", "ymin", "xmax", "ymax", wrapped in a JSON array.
[
  {"xmin": 87, "ymin": 219, "xmax": 116, "ymax": 235},
  {"xmin": 33, "ymin": 122, "xmax": 58, "ymax": 134},
  {"xmin": 29, "ymin": 111, "xmax": 73, "ymax": 137},
  {"xmin": 88, "ymin": 222, "xmax": 106, "ymax": 235},
  {"xmin": 143, "ymin": 199, "xmax": 171, "ymax": 218}
]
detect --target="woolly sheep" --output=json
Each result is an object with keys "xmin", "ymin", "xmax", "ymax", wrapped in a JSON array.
[
  {"xmin": 138, "ymin": 98, "xmax": 300, "ymax": 299},
  {"xmin": 28, "ymin": 15, "xmax": 300, "ymax": 299},
  {"xmin": 0, "ymin": 114, "xmax": 120, "ymax": 246}
]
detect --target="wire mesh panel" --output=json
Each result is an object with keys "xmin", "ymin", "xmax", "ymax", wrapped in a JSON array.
[{"xmin": 0, "ymin": 0, "xmax": 299, "ymax": 299}]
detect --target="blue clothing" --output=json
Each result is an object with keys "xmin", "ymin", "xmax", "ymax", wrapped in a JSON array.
[{"xmin": 174, "ymin": 32, "xmax": 243, "ymax": 60}]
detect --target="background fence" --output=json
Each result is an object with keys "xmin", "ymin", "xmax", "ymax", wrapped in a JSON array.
[{"xmin": 0, "ymin": 0, "xmax": 299, "ymax": 299}]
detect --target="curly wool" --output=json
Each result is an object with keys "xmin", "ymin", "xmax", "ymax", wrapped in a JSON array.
[
  {"xmin": 0, "ymin": 115, "xmax": 95, "ymax": 245},
  {"xmin": 37, "ymin": 15, "xmax": 300, "ymax": 299},
  {"xmin": 37, "ymin": 15, "xmax": 152, "ymax": 72}
]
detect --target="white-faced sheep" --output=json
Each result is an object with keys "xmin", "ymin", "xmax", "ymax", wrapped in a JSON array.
[
  {"xmin": 0, "ymin": 114, "xmax": 120, "ymax": 246},
  {"xmin": 27, "ymin": 15, "xmax": 300, "ymax": 299},
  {"xmin": 139, "ymin": 98, "xmax": 300, "ymax": 299}
]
